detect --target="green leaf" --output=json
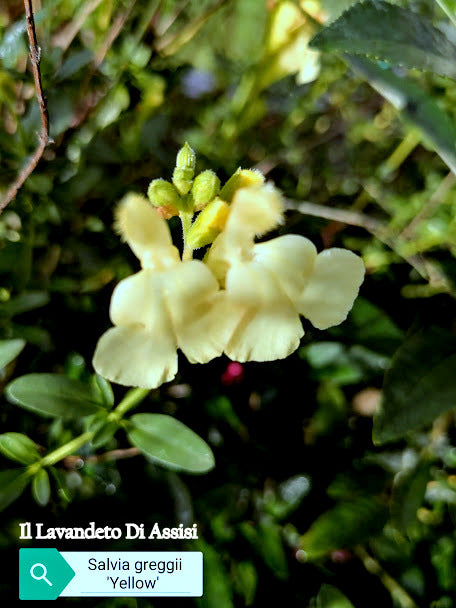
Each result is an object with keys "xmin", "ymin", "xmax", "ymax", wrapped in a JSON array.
[
  {"xmin": 431, "ymin": 537, "xmax": 456, "ymax": 591},
  {"xmin": 5, "ymin": 374, "xmax": 102, "ymax": 418},
  {"xmin": 347, "ymin": 56, "xmax": 456, "ymax": 174},
  {"xmin": 55, "ymin": 49, "xmax": 94, "ymax": 81},
  {"xmin": 0, "ymin": 291, "xmax": 49, "ymax": 317},
  {"xmin": 373, "ymin": 326, "xmax": 456, "ymax": 444},
  {"xmin": 316, "ymin": 584, "xmax": 355, "ymax": 608},
  {"xmin": 127, "ymin": 414, "xmax": 215, "ymax": 473},
  {"xmin": 32, "ymin": 469, "xmax": 51, "ymax": 507},
  {"xmin": 0, "ymin": 469, "xmax": 30, "ymax": 512},
  {"xmin": 310, "ymin": 0, "xmax": 456, "ymax": 80},
  {"xmin": 265, "ymin": 474, "xmax": 311, "ymax": 520},
  {"xmin": 0, "ymin": 338, "xmax": 25, "ymax": 369},
  {"xmin": 391, "ymin": 461, "xmax": 431, "ymax": 534},
  {"xmin": 91, "ymin": 421, "xmax": 119, "ymax": 449},
  {"xmin": 300, "ymin": 496, "xmax": 388, "ymax": 560},
  {"xmin": 0, "ymin": 433, "xmax": 41, "ymax": 465},
  {"xmin": 232, "ymin": 561, "xmax": 257, "ymax": 606},
  {"xmin": 194, "ymin": 539, "xmax": 234, "ymax": 608},
  {"xmin": 91, "ymin": 374, "xmax": 115, "ymax": 408},
  {"xmin": 240, "ymin": 517, "xmax": 289, "ymax": 579}
]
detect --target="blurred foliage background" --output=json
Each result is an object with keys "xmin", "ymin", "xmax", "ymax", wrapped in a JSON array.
[{"xmin": 1, "ymin": 0, "xmax": 456, "ymax": 606}]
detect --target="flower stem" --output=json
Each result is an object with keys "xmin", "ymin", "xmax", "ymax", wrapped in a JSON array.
[
  {"xmin": 40, "ymin": 431, "xmax": 94, "ymax": 467},
  {"xmin": 180, "ymin": 211, "xmax": 194, "ymax": 260},
  {"xmin": 114, "ymin": 387, "xmax": 150, "ymax": 418}
]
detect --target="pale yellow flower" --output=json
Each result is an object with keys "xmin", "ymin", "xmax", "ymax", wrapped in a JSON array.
[
  {"xmin": 261, "ymin": 0, "xmax": 321, "ymax": 89},
  {"xmin": 206, "ymin": 185, "xmax": 365, "ymax": 362},
  {"xmin": 92, "ymin": 193, "xmax": 230, "ymax": 389}
]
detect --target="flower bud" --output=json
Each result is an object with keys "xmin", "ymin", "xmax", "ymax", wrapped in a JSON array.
[
  {"xmin": 147, "ymin": 179, "xmax": 181, "ymax": 211},
  {"xmin": 191, "ymin": 170, "xmax": 221, "ymax": 211},
  {"xmin": 187, "ymin": 197, "xmax": 229, "ymax": 249},
  {"xmin": 173, "ymin": 142, "xmax": 196, "ymax": 195},
  {"xmin": 219, "ymin": 168, "xmax": 265, "ymax": 202}
]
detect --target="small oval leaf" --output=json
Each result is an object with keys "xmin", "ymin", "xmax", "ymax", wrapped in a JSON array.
[
  {"xmin": 0, "ymin": 469, "xmax": 30, "ymax": 512},
  {"xmin": 127, "ymin": 414, "xmax": 215, "ymax": 474},
  {"xmin": 0, "ymin": 338, "xmax": 26, "ymax": 369},
  {"xmin": 32, "ymin": 469, "xmax": 51, "ymax": 507},
  {"xmin": 0, "ymin": 432, "xmax": 41, "ymax": 465},
  {"xmin": 91, "ymin": 374, "xmax": 115, "ymax": 408},
  {"xmin": 6, "ymin": 374, "xmax": 102, "ymax": 418}
]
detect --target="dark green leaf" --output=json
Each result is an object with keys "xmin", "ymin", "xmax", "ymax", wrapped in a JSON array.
[
  {"xmin": 0, "ymin": 432, "xmax": 41, "ymax": 465},
  {"xmin": 92, "ymin": 421, "xmax": 119, "ymax": 449},
  {"xmin": 310, "ymin": 1, "xmax": 456, "ymax": 80},
  {"xmin": 0, "ymin": 469, "xmax": 30, "ymax": 512},
  {"xmin": 194, "ymin": 539, "xmax": 234, "ymax": 608},
  {"xmin": 0, "ymin": 339, "xmax": 25, "ymax": 369},
  {"xmin": 316, "ymin": 584, "xmax": 355, "ymax": 608},
  {"xmin": 55, "ymin": 49, "xmax": 94, "ymax": 81},
  {"xmin": 391, "ymin": 461, "xmax": 431, "ymax": 533},
  {"xmin": 374, "ymin": 326, "xmax": 456, "ymax": 444},
  {"xmin": 300, "ymin": 496, "xmax": 388, "ymax": 560},
  {"xmin": 0, "ymin": 291, "xmax": 49, "ymax": 318},
  {"xmin": 127, "ymin": 414, "xmax": 215, "ymax": 473},
  {"xmin": 431, "ymin": 537, "xmax": 456, "ymax": 591},
  {"xmin": 265, "ymin": 474, "xmax": 311, "ymax": 520},
  {"xmin": 347, "ymin": 56, "xmax": 456, "ymax": 174},
  {"xmin": 6, "ymin": 374, "xmax": 102, "ymax": 418},
  {"xmin": 232, "ymin": 561, "xmax": 257, "ymax": 606},
  {"xmin": 32, "ymin": 469, "xmax": 51, "ymax": 507},
  {"xmin": 240, "ymin": 517, "xmax": 289, "ymax": 579}
]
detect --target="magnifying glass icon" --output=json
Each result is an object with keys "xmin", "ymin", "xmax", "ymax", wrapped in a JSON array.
[{"xmin": 30, "ymin": 563, "xmax": 52, "ymax": 587}]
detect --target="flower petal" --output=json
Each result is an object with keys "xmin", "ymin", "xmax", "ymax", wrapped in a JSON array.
[
  {"xmin": 206, "ymin": 184, "xmax": 284, "ymax": 284},
  {"xmin": 109, "ymin": 270, "xmax": 167, "ymax": 330},
  {"xmin": 223, "ymin": 261, "xmax": 303, "ymax": 362},
  {"xmin": 93, "ymin": 325, "xmax": 177, "ymax": 389},
  {"xmin": 297, "ymin": 248, "xmax": 365, "ymax": 330},
  {"xmin": 252, "ymin": 234, "xmax": 317, "ymax": 302},
  {"xmin": 161, "ymin": 261, "xmax": 230, "ymax": 363},
  {"xmin": 228, "ymin": 184, "xmax": 284, "ymax": 237},
  {"xmin": 115, "ymin": 193, "xmax": 180, "ymax": 270}
]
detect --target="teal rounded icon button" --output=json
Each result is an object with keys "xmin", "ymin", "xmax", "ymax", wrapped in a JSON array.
[{"xmin": 19, "ymin": 548, "xmax": 75, "ymax": 600}]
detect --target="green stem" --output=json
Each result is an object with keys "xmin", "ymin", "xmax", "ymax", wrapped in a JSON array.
[
  {"xmin": 355, "ymin": 546, "xmax": 417, "ymax": 608},
  {"xmin": 40, "ymin": 431, "xmax": 94, "ymax": 467},
  {"xmin": 380, "ymin": 130, "xmax": 420, "ymax": 177},
  {"xmin": 114, "ymin": 388, "xmax": 150, "ymax": 418},
  {"xmin": 435, "ymin": 0, "xmax": 456, "ymax": 28},
  {"xmin": 180, "ymin": 211, "xmax": 194, "ymax": 261}
]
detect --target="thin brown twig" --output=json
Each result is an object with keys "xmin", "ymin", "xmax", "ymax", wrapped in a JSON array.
[
  {"xmin": 285, "ymin": 198, "xmax": 453, "ymax": 290},
  {"xmin": 87, "ymin": 447, "xmax": 141, "ymax": 464},
  {"xmin": 93, "ymin": 0, "xmax": 137, "ymax": 69},
  {"xmin": 51, "ymin": 0, "xmax": 105, "ymax": 52},
  {"xmin": 63, "ymin": 447, "xmax": 141, "ymax": 469},
  {"xmin": 0, "ymin": 0, "xmax": 51, "ymax": 214},
  {"xmin": 68, "ymin": 0, "xmax": 137, "ymax": 130},
  {"xmin": 399, "ymin": 171, "xmax": 456, "ymax": 240}
]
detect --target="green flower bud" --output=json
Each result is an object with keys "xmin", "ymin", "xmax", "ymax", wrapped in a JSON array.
[
  {"xmin": 219, "ymin": 168, "xmax": 265, "ymax": 202},
  {"xmin": 187, "ymin": 197, "xmax": 229, "ymax": 249},
  {"xmin": 191, "ymin": 170, "xmax": 221, "ymax": 211},
  {"xmin": 147, "ymin": 179, "xmax": 181, "ymax": 210},
  {"xmin": 173, "ymin": 142, "xmax": 196, "ymax": 195}
]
